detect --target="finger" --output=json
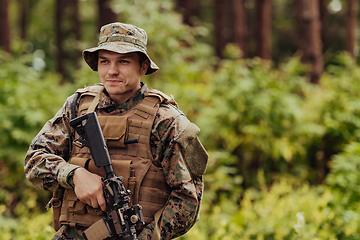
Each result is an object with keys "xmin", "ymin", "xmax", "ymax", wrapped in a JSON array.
[
  {"xmin": 98, "ymin": 194, "xmax": 107, "ymax": 212},
  {"xmin": 85, "ymin": 199, "xmax": 91, "ymax": 206},
  {"xmin": 89, "ymin": 198, "xmax": 99, "ymax": 210}
]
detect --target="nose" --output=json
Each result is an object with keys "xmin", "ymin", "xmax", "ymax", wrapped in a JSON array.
[{"xmin": 108, "ymin": 63, "xmax": 119, "ymax": 75}]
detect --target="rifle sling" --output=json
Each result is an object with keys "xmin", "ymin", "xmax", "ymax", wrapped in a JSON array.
[
  {"xmin": 83, "ymin": 218, "xmax": 111, "ymax": 240},
  {"xmin": 86, "ymin": 91, "xmax": 101, "ymax": 113},
  {"xmin": 152, "ymin": 196, "xmax": 170, "ymax": 240}
]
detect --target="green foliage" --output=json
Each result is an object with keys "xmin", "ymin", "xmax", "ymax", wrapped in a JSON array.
[
  {"xmin": 192, "ymin": 57, "xmax": 322, "ymax": 187},
  {"xmin": 325, "ymin": 142, "xmax": 360, "ymax": 239},
  {"xmin": 192, "ymin": 151, "xmax": 243, "ymax": 239},
  {"xmin": 0, "ymin": 51, "xmax": 72, "ymax": 164},
  {"xmin": 316, "ymin": 53, "xmax": 360, "ymax": 147},
  {"xmin": 185, "ymin": 52, "xmax": 360, "ymax": 188},
  {"xmin": 0, "ymin": 51, "xmax": 72, "ymax": 238},
  {"xmin": 0, "ymin": 209, "xmax": 54, "ymax": 240},
  {"xmin": 181, "ymin": 145, "xmax": 360, "ymax": 239},
  {"xmin": 300, "ymin": 53, "xmax": 360, "ymax": 182},
  {"xmin": 177, "ymin": 52, "xmax": 360, "ymax": 239},
  {"xmin": 185, "ymin": 178, "xmax": 336, "ymax": 240},
  {"xmin": 4, "ymin": 0, "xmax": 360, "ymax": 239},
  {"xmin": 327, "ymin": 142, "xmax": 360, "ymax": 207}
]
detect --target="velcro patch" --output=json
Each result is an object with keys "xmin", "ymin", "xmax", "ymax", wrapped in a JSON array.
[{"xmin": 175, "ymin": 123, "xmax": 208, "ymax": 179}]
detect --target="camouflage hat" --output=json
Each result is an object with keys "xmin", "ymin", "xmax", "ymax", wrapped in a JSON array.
[{"xmin": 83, "ymin": 22, "xmax": 159, "ymax": 75}]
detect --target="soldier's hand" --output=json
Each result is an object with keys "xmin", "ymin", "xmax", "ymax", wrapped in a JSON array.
[{"xmin": 73, "ymin": 168, "xmax": 107, "ymax": 212}]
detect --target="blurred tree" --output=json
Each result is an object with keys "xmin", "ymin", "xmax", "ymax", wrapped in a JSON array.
[
  {"xmin": 255, "ymin": 0, "xmax": 272, "ymax": 60},
  {"xmin": 214, "ymin": 0, "xmax": 247, "ymax": 59},
  {"xmin": 18, "ymin": 0, "xmax": 29, "ymax": 40},
  {"xmin": 214, "ymin": 0, "xmax": 228, "ymax": 59},
  {"xmin": 0, "ymin": 0, "xmax": 10, "ymax": 52},
  {"xmin": 56, "ymin": 0, "xmax": 81, "ymax": 82},
  {"xmin": 175, "ymin": 0, "xmax": 201, "ymax": 26},
  {"xmin": 319, "ymin": 0, "xmax": 327, "ymax": 51},
  {"xmin": 71, "ymin": 0, "xmax": 82, "ymax": 64},
  {"xmin": 98, "ymin": 0, "xmax": 118, "ymax": 29},
  {"xmin": 233, "ymin": 0, "xmax": 248, "ymax": 58},
  {"xmin": 296, "ymin": 0, "xmax": 323, "ymax": 84},
  {"xmin": 345, "ymin": 0, "xmax": 358, "ymax": 60},
  {"xmin": 55, "ymin": 0, "xmax": 68, "ymax": 81}
]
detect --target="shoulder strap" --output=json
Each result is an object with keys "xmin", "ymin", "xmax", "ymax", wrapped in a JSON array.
[
  {"xmin": 151, "ymin": 197, "xmax": 170, "ymax": 240},
  {"xmin": 87, "ymin": 92, "xmax": 100, "ymax": 113},
  {"xmin": 76, "ymin": 84, "xmax": 104, "ymax": 94},
  {"xmin": 76, "ymin": 84, "xmax": 104, "ymax": 115},
  {"xmin": 145, "ymin": 89, "xmax": 179, "ymax": 108}
]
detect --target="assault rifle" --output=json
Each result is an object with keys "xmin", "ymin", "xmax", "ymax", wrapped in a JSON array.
[{"xmin": 69, "ymin": 112, "xmax": 145, "ymax": 240}]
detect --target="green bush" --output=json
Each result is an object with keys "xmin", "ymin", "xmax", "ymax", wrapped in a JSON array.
[
  {"xmin": 180, "ymin": 142, "xmax": 360, "ymax": 240},
  {"xmin": 193, "ymin": 56, "xmax": 324, "ymax": 187},
  {"xmin": 0, "ymin": 52, "xmax": 72, "ymax": 238},
  {"xmin": 0, "ymin": 210, "xmax": 54, "ymax": 240}
]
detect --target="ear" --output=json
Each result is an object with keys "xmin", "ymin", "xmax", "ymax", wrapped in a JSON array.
[{"xmin": 140, "ymin": 60, "xmax": 150, "ymax": 75}]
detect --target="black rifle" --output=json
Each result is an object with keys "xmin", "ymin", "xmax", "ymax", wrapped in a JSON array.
[{"xmin": 70, "ymin": 112, "xmax": 145, "ymax": 240}]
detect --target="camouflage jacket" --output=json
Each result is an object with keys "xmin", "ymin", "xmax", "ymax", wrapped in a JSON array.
[{"xmin": 24, "ymin": 83, "xmax": 206, "ymax": 240}]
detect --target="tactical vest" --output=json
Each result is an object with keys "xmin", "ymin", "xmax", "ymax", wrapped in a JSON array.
[{"xmin": 59, "ymin": 84, "xmax": 176, "ymax": 228}]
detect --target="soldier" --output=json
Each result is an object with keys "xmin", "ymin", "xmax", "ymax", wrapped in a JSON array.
[{"xmin": 24, "ymin": 22, "xmax": 208, "ymax": 240}]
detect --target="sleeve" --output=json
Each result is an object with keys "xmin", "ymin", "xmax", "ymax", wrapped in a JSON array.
[
  {"xmin": 138, "ymin": 105, "xmax": 208, "ymax": 240},
  {"xmin": 24, "ymin": 93, "xmax": 81, "ymax": 191}
]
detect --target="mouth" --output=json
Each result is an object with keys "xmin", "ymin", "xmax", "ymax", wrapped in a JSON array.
[{"xmin": 106, "ymin": 80, "xmax": 123, "ymax": 84}]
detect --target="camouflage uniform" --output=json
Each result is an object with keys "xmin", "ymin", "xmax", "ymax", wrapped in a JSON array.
[
  {"xmin": 25, "ymin": 83, "xmax": 206, "ymax": 240},
  {"xmin": 25, "ymin": 22, "xmax": 207, "ymax": 240}
]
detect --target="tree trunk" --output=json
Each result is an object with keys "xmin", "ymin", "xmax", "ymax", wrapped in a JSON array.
[
  {"xmin": 296, "ymin": 0, "xmax": 323, "ymax": 84},
  {"xmin": 55, "ymin": 0, "xmax": 66, "ymax": 79},
  {"xmin": 255, "ymin": 0, "xmax": 272, "ymax": 60},
  {"xmin": 214, "ymin": 0, "xmax": 227, "ymax": 59},
  {"xmin": 319, "ymin": 0, "xmax": 327, "ymax": 51},
  {"xmin": 19, "ymin": 0, "xmax": 29, "ymax": 40},
  {"xmin": 345, "ymin": 0, "xmax": 358, "ymax": 60},
  {"xmin": 55, "ymin": 0, "xmax": 83, "ymax": 81},
  {"xmin": 98, "ymin": 0, "xmax": 118, "ymax": 29},
  {"xmin": 70, "ymin": 0, "xmax": 81, "ymax": 63},
  {"xmin": 176, "ymin": 0, "xmax": 198, "ymax": 26},
  {"xmin": 215, "ymin": 0, "xmax": 247, "ymax": 59},
  {"xmin": 233, "ymin": 0, "xmax": 248, "ymax": 58},
  {"xmin": 0, "ymin": 0, "xmax": 10, "ymax": 52}
]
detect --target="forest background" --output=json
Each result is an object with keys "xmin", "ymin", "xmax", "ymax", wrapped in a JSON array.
[{"xmin": 2, "ymin": 0, "xmax": 360, "ymax": 239}]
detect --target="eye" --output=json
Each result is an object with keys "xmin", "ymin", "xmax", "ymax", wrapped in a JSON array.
[
  {"xmin": 119, "ymin": 60, "xmax": 130, "ymax": 64},
  {"xmin": 99, "ymin": 59, "xmax": 108, "ymax": 64}
]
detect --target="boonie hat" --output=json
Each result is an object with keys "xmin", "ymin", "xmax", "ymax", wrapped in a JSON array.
[{"xmin": 83, "ymin": 22, "xmax": 159, "ymax": 75}]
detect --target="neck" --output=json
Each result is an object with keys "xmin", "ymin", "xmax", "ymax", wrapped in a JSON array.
[{"xmin": 109, "ymin": 87, "xmax": 141, "ymax": 105}]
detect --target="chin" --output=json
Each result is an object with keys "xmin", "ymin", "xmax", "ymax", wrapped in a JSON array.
[{"xmin": 108, "ymin": 90, "xmax": 123, "ymax": 96}]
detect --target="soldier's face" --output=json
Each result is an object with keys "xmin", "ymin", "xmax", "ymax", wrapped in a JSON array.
[{"xmin": 97, "ymin": 50, "xmax": 148, "ymax": 104}]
